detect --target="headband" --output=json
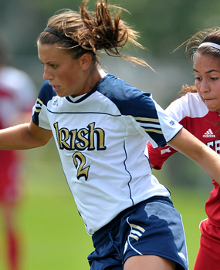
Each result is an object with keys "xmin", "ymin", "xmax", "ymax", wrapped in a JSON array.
[
  {"xmin": 44, "ymin": 27, "xmax": 95, "ymax": 52},
  {"xmin": 198, "ymin": 42, "xmax": 220, "ymax": 51},
  {"xmin": 44, "ymin": 27, "xmax": 78, "ymax": 44}
]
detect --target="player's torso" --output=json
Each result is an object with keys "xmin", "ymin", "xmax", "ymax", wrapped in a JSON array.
[
  {"xmin": 167, "ymin": 92, "xmax": 220, "ymax": 148},
  {"xmin": 34, "ymin": 74, "xmax": 180, "ymax": 234},
  {"xmin": 35, "ymin": 77, "xmax": 173, "ymax": 234},
  {"xmin": 182, "ymin": 110, "xmax": 220, "ymax": 150},
  {"xmin": 167, "ymin": 92, "xmax": 220, "ymax": 224}
]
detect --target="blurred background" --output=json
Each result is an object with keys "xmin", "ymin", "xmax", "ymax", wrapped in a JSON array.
[{"xmin": 0, "ymin": 0, "xmax": 220, "ymax": 269}]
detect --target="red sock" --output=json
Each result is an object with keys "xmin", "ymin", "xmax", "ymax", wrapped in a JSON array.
[{"xmin": 7, "ymin": 228, "xmax": 19, "ymax": 270}]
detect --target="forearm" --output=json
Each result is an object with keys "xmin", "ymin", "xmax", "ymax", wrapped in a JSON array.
[
  {"xmin": 195, "ymin": 144, "xmax": 220, "ymax": 184},
  {"xmin": 0, "ymin": 122, "xmax": 52, "ymax": 150},
  {"xmin": 0, "ymin": 123, "xmax": 36, "ymax": 150},
  {"xmin": 168, "ymin": 128, "xmax": 220, "ymax": 185}
]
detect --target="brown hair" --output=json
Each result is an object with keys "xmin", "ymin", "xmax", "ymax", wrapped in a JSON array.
[
  {"xmin": 174, "ymin": 27, "xmax": 220, "ymax": 95},
  {"xmin": 179, "ymin": 84, "xmax": 197, "ymax": 94},
  {"xmin": 37, "ymin": 0, "xmax": 152, "ymax": 69},
  {"xmin": 176, "ymin": 26, "xmax": 220, "ymax": 61}
]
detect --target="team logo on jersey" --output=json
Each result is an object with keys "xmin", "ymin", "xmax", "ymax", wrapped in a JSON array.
[
  {"xmin": 203, "ymin": 129, "xmax": 215, "ymax": 138},
  {"xmin": 53, "ymin": 122, "xmax": 106, "ymax": 180},
  {"xmin": 53, "ymin": 97, "xmax": 59, "ymax": 106}
]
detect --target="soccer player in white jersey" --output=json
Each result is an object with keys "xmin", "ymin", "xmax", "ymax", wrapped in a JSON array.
[
  {"xmin": 0, "ymin": 36, "xmax": 37, "ymax": 270},
  {"xmin": 1, "ymin": 1, "xmax": 220, "ymax": 269},
  {"xmin": 147, "ymin": 27, "xmax": 220, "ymax": 270}
]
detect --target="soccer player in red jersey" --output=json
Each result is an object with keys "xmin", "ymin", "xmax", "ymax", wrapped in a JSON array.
[{"xmin": 147, "ymin": 27, "xmax": 220, "ymax": 270}]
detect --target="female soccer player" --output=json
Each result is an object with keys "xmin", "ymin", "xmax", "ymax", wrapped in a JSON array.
[
  {"xmin": 147, "ymin": 27, "xmax": 220, "ymax": 270},
  {"xmin": 1, "ymin": 1, "xmax": 220, "ymax": 269},
  {"xmin": 0, "ymin": 36, "xmax": 37, "ymax": 270}
]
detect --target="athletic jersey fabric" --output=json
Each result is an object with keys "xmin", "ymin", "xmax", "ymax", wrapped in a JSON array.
[
  {"xmin": 32, "ymin": 73, "xmax": 182, "ymax": 235},
  {"xmin": 147, "ymin": 92, "xmax": 220, "ymax": 226},
  {"xmin": 0, "ymin": 67, "xmax": 36, "ymax": 125},
  {"xmin": 0, "ymin": 66, "xmax": 36, "ymax": 205}
]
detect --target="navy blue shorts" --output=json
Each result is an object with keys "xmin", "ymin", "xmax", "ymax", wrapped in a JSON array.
[{"xmin": 88, "ymin": 196, "xmax": 188, "ymax": 270}]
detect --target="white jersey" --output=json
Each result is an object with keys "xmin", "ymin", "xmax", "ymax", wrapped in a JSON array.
[
  {"xmin": 0, "ymin": 66, "xmax": 37, "ymax": 127},
  {"xmin": 32, "ymin": 73, "xmax": 182, "ymax": 235}
]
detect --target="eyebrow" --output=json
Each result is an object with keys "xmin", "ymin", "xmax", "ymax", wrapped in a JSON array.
[
  {"xmin": 39, "ymin": 60, "xmax": 59, "ymax": 65},
  {"xmin": 193, "ymin": 68, "xmax": 220, "ymax": 73}
]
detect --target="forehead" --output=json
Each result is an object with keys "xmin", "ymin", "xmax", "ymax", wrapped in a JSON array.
[
  {"xmin": 38, "ymin": 42, "xmax": 71, "ymax": 61},
  {"xmin": 193, "ymin": 53, "xmax": 220, "ymax": 71}
]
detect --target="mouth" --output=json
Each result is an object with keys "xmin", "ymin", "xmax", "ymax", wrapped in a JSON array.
[
  {"xmin": 52, "ymin": 85, "xmax": 61, "ymax": 92},
  {"xmin": 203, "ymin": 98, "xmax": 217, "ymax": 108},
  {"xmin": 202, "ymin": 95, "xmax": 214, "ymax": 101},
  {"xmin": 204, "ymin": 98, "xmax": 214, "ymax": 102}
]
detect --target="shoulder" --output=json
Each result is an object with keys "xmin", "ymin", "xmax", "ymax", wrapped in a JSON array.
[
  {"xmin": 179, "ymin": 92, "xmax": 201, "ymax": 103},
  {"xmin": 166, "ymin": 92, "xmax": 208, "ymax": 119},
  {"xmin": 96, "ymin": 73, "xmax": 155, "ymax": 117},
  {"xmin": 170, "ymin": 92, "xmax": 201, "ymax": 106}
]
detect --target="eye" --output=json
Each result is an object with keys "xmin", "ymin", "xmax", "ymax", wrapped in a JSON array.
[
  {"xmin": 195, "ymin": 76, "xmax": 202, "ymax": 81},
  {"xmin": 50, "ymin": 64, "xmax": 58, "ymax": 69},
  {"xmin": 211, "ymin": 77, "xmax": 218, "ymax": 81}
]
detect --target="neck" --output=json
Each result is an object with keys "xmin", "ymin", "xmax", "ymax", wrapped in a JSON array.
[
  {"xmin": 85, "ymin": 68, "xmax": 105, "ymax": 92},
  {"xmin": 71, "ymin": 68, "xmax": 105, "ymax": 98}
]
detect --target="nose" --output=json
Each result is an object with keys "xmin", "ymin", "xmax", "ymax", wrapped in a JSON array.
[
  {"xmin": 199, "ymin": 79, "xmax": 210, "ymax": 94},
  {"xmin": 43, "ymin": 66, "xmax": 54, "ymax": 81}
]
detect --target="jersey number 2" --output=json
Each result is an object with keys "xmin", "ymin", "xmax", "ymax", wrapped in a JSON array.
[{"xmin": 72, "ymin": 152, "xmax": 90, "ymax": 180}]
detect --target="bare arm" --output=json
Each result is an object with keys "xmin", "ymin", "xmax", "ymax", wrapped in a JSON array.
[
  {"xmin": 168, "ymin": 128, "xmax": 220, "ymax": 184},
  {"xmin": 0, "ymin": 121, "xmax": 53, "ymax": 150},
  {"xmin": 150, "ymin": 163, "xmax": 155, "ymax": 169}
]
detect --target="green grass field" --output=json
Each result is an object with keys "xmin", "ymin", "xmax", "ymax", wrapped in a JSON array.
[{"xmin": 0, "ymin": 140, "xmax": 209, "ymax": 269}]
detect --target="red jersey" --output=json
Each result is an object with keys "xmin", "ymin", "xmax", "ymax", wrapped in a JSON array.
[
  {"xmin": 147, "ymin": 92, "xmax": 220, "ymax": 226},
  {"xmin": 0, "ymin": 66, "xmax": 36, "ymax": 205}
]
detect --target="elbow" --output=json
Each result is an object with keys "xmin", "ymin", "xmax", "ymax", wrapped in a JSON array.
[{"xmin": 26, "ymin": 123, "xmax": 53, "ymax": 148}]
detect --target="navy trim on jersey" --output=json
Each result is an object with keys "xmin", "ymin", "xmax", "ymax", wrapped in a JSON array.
[
  {"xmin": 66, "ymin": 87, "xmax": 96, "ymax": 103},
  {"xmin": 38, "ymin": 80, "xmax": 56, "ymax": 105},
  {"xmin": 33, "ymin": 74, "xmax": 167, "ymax": 146},
  {"xmin": 32, "ymin": 81, "xmax": 56, "ymax": 126},
  {"xmin": 123, "ymin": 141, "xmax": 134, "ymax": 205},
  {"xmin": 94, "ymin": 74, "xmax": 166, "ymax": 147}
]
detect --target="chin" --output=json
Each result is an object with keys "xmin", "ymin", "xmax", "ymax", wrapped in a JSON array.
[
  {"xmin": 56, "ymin": 93, "xmax": 66, "ymax": 97},
  {"xmin": 207, "ymin": 107, "xmax": 218, "ymax": 112}
]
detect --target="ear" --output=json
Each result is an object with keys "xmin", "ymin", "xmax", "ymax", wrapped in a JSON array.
[{"xmin": 79, "ymin": 53, "xmax": 92, "ymax": 71}]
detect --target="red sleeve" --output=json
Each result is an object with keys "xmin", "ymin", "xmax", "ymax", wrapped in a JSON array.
[{"xmin": 147, "ymin": 142, "xmax": 177, "ymax": 170}]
